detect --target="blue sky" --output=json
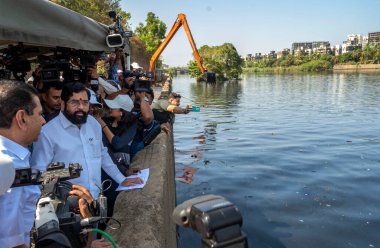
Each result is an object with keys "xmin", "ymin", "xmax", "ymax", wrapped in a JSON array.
[{"xmin": 121, "ymin": 0, "xmax": 380, "ymax": 67}]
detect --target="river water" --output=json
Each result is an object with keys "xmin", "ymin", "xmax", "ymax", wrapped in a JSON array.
[{"xmin": 171, "ymin": 73, "xmax": 380, "ymax": 248}]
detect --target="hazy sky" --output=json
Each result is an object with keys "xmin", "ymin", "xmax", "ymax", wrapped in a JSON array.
[{"xmin": 121, "ymin": 0, "xmax": 380, "ymax": 67}]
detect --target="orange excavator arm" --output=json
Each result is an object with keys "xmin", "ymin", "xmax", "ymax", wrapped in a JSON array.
[{"xmin": 148, "ymin": 13, "xmax": 206, "ymax": 74}]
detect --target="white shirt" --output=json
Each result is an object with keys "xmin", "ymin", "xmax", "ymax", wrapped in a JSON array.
[
  {"xmin": 30, "ymin": 112, "xmax": 126, "ymax": 198},
  {"xmin": 0, "ymin": 135, "xmax": 40, "ymax": 247}
]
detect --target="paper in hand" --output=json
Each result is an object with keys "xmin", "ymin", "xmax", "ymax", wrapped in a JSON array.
[{"xmin": 116, "ymin": 168, "xmax": 150, "ymax": 191}]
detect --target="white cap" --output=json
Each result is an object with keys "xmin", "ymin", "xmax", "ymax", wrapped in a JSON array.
[
  {"xmin": 104, "ymin": 94, "xmax": 133, "ymax": 112},
  {"xmin": 131, "ymin": 62, "xmax": 142, "ymax": 69},
  {"xmin": 88, "ymin": 88, "xmax": 102, "ymax": 107},
  {"xmin": 117, "ymin": 69, "xmax": 123, "ymax": 74},
  {"xmin": 0, "ymin": 154, "xmax": 15, "ymax": 195}
]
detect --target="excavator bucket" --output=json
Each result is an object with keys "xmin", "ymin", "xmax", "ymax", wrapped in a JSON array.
[{"xmin": 205, "ymin": 72, "xmax": 216, "ymax": 83}]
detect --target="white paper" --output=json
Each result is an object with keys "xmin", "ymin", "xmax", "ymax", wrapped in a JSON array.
[{"xmin": 116, "ymin": 168, "xmax": 150, "ymax": 191}]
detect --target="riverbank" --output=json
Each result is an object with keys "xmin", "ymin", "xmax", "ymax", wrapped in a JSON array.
[
  {"xmin": 333, "ymin": 64, "xmax": 380, "ymax": 72},
  {"xmin": 243, "ymin": 63, "xmax": 380, "ymax": 74}
]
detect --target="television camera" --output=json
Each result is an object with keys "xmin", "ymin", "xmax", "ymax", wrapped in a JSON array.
[
  {"xmin": 106, "ymin": 10, "xmax": 133, "ymax": 48},
  {"xmin": 11, "ymin": 162, "xmax": 104, "ymax": 248},
  {"xmin": 38, "ymin": 48, "xmax": 101, "ymax": 84},
  {"xmin": 0, "ymin": 43, "xmax": 33, "ymax": 80},
  {"xmin": 173, "ymin": 194, "xmax": 248, "ymax": 248},
  {"xmin": 123, "ymin": 70, "xmax": 153, "ymax": 80}
]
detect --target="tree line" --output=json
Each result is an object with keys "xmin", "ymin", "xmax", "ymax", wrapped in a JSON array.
[{"xmin": 245, "ymin": 45, "xmax": 380, "ymax": 73}]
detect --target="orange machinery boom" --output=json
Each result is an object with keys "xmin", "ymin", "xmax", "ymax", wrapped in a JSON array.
[{"xmin": 148, "ymin": 13, "xmax": 207, "ymax": 75}]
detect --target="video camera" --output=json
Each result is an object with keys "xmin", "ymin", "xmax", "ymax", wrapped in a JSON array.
[
  {"xmin": 123, "ymin": 70, "xmax": 153, "ymax": 80},
  {"xmin": 11, "ymin": 162, "xmax": 101, "ymax": 247},
  {"xmin": 12, "ymin": 162, "xmax": 81, "ymax": 187},
  {"xmin": 173, "ymin": 194, "xmax": 248, "ymax": 248},
  {"xmin": 106, "ymin": 10, "xmax": 133, "ymax": 48}
]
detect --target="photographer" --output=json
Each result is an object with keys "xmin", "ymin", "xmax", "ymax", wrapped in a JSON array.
[{"xmin": 0, "ymin": 79, "xmax": 46, "ymax": 247}]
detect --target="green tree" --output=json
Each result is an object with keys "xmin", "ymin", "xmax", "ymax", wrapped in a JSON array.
[
  {"xmin": 278, "ymin": 54, "xmax": 294, "ymax": 67},
  {"xmin": 337, "ymin": 52, "xmax": 353, "ymax": 64},
  {"xmin": 189, "ymin": 43, "xmax": 242, "ymax": 81},
  {"xmin": 50, "ymin": 0, "xmax": 130, "ymax": 27},
  {"xmin": 188, "ymin": 60, "xmax": 202, "ymax": 79},
  {"xmin": 134, "ymin": 12, "xmax": 167, "ymax": 57}
]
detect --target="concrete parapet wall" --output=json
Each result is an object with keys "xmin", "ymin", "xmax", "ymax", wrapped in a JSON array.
[
  {"xmin": 334, "ymin": 64, "xmax": 380, "ymax": 71},
  {"xmin": 107, "ymin": 131, "xmax": 177, "ymax": 248}
]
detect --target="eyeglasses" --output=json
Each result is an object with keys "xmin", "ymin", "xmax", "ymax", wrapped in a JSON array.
[{"xmin": 68, "ymin": 99, "xmax": 90, "ymax": 107}]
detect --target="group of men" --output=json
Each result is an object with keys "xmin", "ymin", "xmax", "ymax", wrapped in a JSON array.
[
  {"xmin": 0, "ymin": 79, "xmax": 140, "ymax": 247},
  {"xmin": 0, "ymin": 60, "xmax": 192, "ymax": 247}
]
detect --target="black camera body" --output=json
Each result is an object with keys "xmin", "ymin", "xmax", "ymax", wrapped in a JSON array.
[
  {"xmin": 123, "ymin": 70, "xmax": 153, "ymax": 79},
  {"xmin": 12, "ymin": 162, "xmax": 81, "ymax": 187},
  {"xmin": 10, "ymin": 162, "xmax": 95, "ymax": 248},
  {"xmin": 173, "ymin": 195, "xmax": 248, "ymax": 248}
]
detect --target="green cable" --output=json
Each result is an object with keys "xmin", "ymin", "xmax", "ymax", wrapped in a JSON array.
[{"xmin": 89, "ymin": 228, "xmax": 118, "ymax": 248}]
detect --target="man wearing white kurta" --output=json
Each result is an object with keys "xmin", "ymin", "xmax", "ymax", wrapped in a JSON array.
[{"xmin": 30, "ymin": 82, "xmax": 143, "ymax": 199}]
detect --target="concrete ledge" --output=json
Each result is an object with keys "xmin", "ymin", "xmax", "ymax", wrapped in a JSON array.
[
  {"xmin": 334, "ymin": 64, "xmax": 380, "ymax": 71},
  {"xmin": 107, "ymin": 131, "xmax": 177, "ymax": 248}
]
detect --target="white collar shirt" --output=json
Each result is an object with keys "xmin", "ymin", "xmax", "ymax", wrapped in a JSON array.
[
  {"xmin": 30, "ymin": 112, "xmax": 126, "ymax": 198},
  {"xmin": 0, "ymin": 135, "xmax": 40, "ymax": 247}
]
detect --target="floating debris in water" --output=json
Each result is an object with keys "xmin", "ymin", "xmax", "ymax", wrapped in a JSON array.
[{"xmin": 176, "ymin": 168, "xmax": 200, "ymax": 184}]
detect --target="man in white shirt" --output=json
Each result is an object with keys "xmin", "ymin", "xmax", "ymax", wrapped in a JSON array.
[
  {"xmin": 31, "ymin": 82, "xmax": 142, "ymax": 198},
  {"xmin": 0, "ymin": 80, "xmax": 46, "ymax": 248}
]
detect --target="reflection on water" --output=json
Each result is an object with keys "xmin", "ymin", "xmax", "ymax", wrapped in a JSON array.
[{"xmin": 173, "ymin": 74, "xmax": 380, "ymax": 248}]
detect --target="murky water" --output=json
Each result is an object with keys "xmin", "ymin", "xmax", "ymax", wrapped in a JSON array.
[{"xmin": 172, "ymin": 73, "xmax": 380, "ymax": 248}]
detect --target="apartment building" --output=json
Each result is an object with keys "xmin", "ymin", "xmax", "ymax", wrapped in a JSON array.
[{"xmin": 368, "ymin": 32, "xmax": 380, "ymax": 46}]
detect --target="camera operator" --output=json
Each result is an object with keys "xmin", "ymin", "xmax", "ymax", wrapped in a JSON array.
[{"xmin": 0, "ymin": 79, "xmax": 46, "ymax": 248}]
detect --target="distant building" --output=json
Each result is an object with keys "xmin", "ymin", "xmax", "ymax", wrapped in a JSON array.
[
  {"xmin": 245, "ymin": 54, "xmax": 253, "ymax": 61},
  {"xmin": 368, "ymin": 32, "xmax": 380, "ymax": 46},
  {"xmin": 255, "ymin": 53, "xmax": 262, "ymax": 60},
  {"xmin": 277, "ymin": 48, "xmax": 290, "ymax": 59},
  {"xmin": 244, "ymin": 53, "xmax": 263, "ymax": 61},
  {"xmin": 291, "ymin": 41, "xmax": 330, "ymax": 54},
  {"xmin": 342, "ymin": 34, "xmax": 367, "ymax": 53},
  {"xmin": 334, "ymin": 34, "xmax": 368, "ymax": 55},
  {"xmin": 334, "ymin": 45, "xmax": 342, "ymax": 56},
  {"xmin": 268, "ymin": 51, "xmax": 277, "ymax": 59}
]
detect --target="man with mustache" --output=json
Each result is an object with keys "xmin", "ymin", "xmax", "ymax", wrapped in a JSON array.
[{"xmin": 31, "ymin": 82, "xmax": 143, "ymax": 200}]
